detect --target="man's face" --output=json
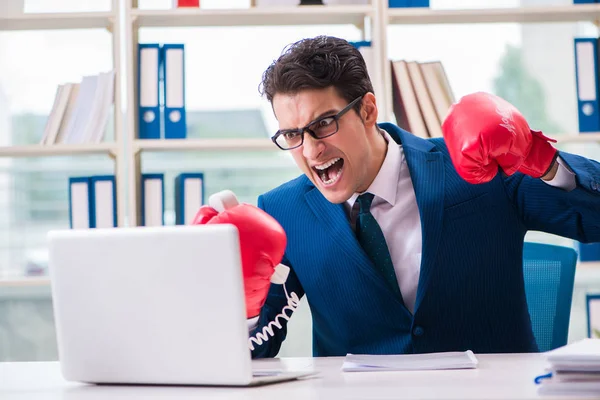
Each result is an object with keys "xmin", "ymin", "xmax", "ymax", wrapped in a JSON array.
[{"xmin": 272, "ymin": 87, "xmax": 379, "ymax": 204}]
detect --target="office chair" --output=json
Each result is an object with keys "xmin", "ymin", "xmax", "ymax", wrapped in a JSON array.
[{"xmin": 522, "ymin": 242, "xmax": 578, "ymax": 353}]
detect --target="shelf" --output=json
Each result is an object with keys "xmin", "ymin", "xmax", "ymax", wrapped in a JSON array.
[
  {"xmin": 0, "ymin": 143, "xmax": 117, "ymax": 158},
  {"xmin": 0, "ymin": 277, "xmax": 50, "ymax": 287},
  {"xmin": 388, "ymin": 4, "xmax": 600, "ymax": 25},
  {"xmin": 0, "ymin": 11, "xmax": 115, "ymax": 31},
  {"xmin": 554, "ymin": 133, "xmax": 600, "ymax": 144},
  {"xmin": 134, "ymin": 138, "xmax": 276, "ymax": 152},
  {"xmin": 131, "ymin": 5, "xmax": 372, "ymax": 28}
]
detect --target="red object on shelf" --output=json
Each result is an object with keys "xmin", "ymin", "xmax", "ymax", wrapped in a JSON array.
[{"xmin": 174, "ymin": 0, "xmax": 199, "ymax": 6}]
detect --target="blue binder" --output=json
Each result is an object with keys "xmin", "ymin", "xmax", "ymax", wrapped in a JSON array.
[
  {"xmin": 138, "ymin": 43, "xmax": 161, "ymax": 139},
  {"xmin": 161, "ymin": 44, "xmax": 187, "ymax": 139},
  {"xmin": 574, "ymin": 38, "xmax": 600, "ymax": 132},
  {"xmin": 389, "ymin": 0, "xmax": 428, "ymax": 7},
  {"xmin": 141, "ymin": 173, "xmax": 165, "ymax": 226},
  {"xmin": 388, "ymin": 0, "xmax": 409, "ymax": 6},
  {"xmin": 349, "ymin": 40, "xmax": 371, "ymax": 49},
  {"xmin": 68, "ymin": 176, "xmax": 92, "ymax": 229},
  {"xmin": 588, "ymin": 294, "xmax": 600, "ymax": 338},
  {"xmin": 174, "ymin": 172, "xmax": 204, "ymax": 225},
  {"xmin": 89, "ymin": 175, "xmax": 117, "ymax": 228},
  {"xmin": 573, "ymin": 0, "xmax": 596, "ymax": 4}
]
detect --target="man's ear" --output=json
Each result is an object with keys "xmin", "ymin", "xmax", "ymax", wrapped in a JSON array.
[{"xmin": 360, "ymin": 92, "xmax": 378, "ymax": 127}]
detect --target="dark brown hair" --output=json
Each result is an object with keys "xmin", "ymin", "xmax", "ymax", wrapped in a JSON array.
[{"xmin": 259, "ymin": 35, "xmax": 373, "ymax": 114}]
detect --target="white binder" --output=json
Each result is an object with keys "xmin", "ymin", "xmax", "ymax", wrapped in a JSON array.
[
  {"xmin": 90, "ymin": 175, "xmax": 117, "ymax": 228},
  {"xmin": 174, "ymin": 173, "xmax": 204, "ymax": 225},
  {"xmin": 141, "ymin": 173, "xmax": 165, "ymax": 226},
  {"xmin": 68, "ymin": 177, "xmax": 91, "ymax": 229}
]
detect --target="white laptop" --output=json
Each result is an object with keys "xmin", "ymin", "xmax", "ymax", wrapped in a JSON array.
[{"xmin": 47, "ymin": 224, "xmax": 315, "ymax": 386}]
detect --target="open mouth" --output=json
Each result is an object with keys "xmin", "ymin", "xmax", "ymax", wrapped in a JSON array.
[{"xmin": 313, "ymin": 158, "xmax": 344, "ymax": 186}]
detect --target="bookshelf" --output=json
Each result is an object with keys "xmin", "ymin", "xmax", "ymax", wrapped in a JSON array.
[
  {"xmin": 0, "ymin": 0, "xmax": 598, "ymax": 254},
  {"xmin": 378, "ymin": 3, "xmax": 600, "ymax": 139},
  {"xmin": 123, "ymin": 0, "xmax": 386, "ymax": 226},
  {"xmin": 120, "ymin": 0, "xmax": 600, "ymax": 227},
  {"xmin": 0, "ymin": 0, "xmax": 127, "ymax": 229},
  {"xmin": 1, "ymin": 3, "xmax": 600, "ymax": 361}
]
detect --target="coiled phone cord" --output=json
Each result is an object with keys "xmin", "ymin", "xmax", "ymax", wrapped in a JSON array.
[{"xmin": 248, "ymin": 283, "xmax": 300, "ymax": 351}]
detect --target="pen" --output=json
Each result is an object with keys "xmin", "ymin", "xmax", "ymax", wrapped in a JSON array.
[{"xmin": 534, "ymin": 372, "xmax": 552, "ymax": 384}]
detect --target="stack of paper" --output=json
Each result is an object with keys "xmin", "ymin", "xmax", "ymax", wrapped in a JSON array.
[
  {"xmin": 341, "ymin": 350, "xmax": 478, "ymax": 372},
  {"xmin": 536, "ymin": 338, "xmax": 600, "ymax": 396}
]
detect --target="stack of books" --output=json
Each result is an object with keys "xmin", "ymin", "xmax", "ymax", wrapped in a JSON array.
[
  {"xmin": 536, "ymin": 339, "xmax": 600, "ymax": 396},
  {"xmin": 390, "ymin": 59, "xmax": 454, "ymax": 139},
  {"xmin": 40, "ymin": 71, "xmax": 115, "ymax": 145}
]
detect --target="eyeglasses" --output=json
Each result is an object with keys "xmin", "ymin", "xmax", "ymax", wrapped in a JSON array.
[{"xmin": 271, "ymin": 95, "xmax": 364, "ymax": 150}]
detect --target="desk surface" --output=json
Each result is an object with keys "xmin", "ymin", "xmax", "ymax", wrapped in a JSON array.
[{"xmin": 0, "ymin": 353, "xmax": 581, "ymax": 399}]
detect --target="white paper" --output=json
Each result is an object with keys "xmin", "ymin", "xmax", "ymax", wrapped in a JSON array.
[
  {"xmin": 546, "ymin": 339, "xmax": 600, "ymax": 363},
  {"xmin": 544, "ymin": 339, "xmax": 600, "ymax": 373},
  {"xmin": 341, "ymin": 350, "xmax": 478, "ymax": 372}
]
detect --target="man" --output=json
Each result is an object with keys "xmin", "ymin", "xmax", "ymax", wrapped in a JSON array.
[{"xmin": 202, "ymin": 35, "xmax": 600, "ymax": 358}]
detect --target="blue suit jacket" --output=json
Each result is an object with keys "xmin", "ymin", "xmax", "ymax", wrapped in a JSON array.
[{"xmin": 251, "ymin": 123, "xmax": 600, "ymax": 358}]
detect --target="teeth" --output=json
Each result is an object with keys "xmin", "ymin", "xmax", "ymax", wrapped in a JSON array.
[
  {"xmin": 314, "ymin": 158, "xmax": 341, "ymax": 171},
  {"xmin": 322, "ymin": 167, "xmax": 343, "ymax": 185}
]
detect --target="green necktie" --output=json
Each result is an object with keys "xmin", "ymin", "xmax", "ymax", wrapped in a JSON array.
[{"xmin": 355, "ymin": 193, "xmax": 403, "ymax": 301}]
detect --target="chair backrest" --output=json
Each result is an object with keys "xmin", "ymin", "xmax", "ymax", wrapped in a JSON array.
[{"xmin": 523, "ymin": 242, "xmax": 578, "ymax": 352}]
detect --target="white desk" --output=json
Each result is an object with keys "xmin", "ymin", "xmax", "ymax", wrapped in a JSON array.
[{"xmin": 0, "ymin": 354, "xmax": 585, "ymax": 399}]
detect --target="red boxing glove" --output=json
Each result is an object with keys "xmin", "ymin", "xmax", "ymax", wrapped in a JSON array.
[
  {"xmin": 441, "ymin": 92, "xmax": 558, "ymax": 184},
  {"xmin": 191, "ymin": 191, "xmax": 287, "ymax": 319}
]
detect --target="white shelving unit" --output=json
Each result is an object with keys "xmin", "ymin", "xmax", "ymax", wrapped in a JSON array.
[
  {"xmin": 378, "ymin": 3, "xmax": 600, "ymax": 136},
  {"xmin": 1, "ymin": 4, "xmax": 599, "ymax": 359},
  {"xmin": 120, "ymin": 0, "xmax": 600, "ymax": 227},
  {"xmin": 123, "ymin": 0, "xmax": 384, "ymax": 226},
  {"xmin": 0, "ymin": 0, "xmax": 598, "ymax": 259},
  {"xmin": 0, "ymin": 11, "xmax": 115, "ymax": 31},
  {"xmin": 0, "ymin": 1, "xmax": 126, "ymax": 227}
]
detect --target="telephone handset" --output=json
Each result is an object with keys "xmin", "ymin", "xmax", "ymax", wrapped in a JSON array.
[{"xmin": 208, "ymin": 191, "xmax": 300, "ymax": 351}]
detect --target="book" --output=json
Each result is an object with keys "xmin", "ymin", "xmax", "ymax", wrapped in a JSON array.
[
  {"xmin": 391, "ymin": 59, "xmax": 428, "ymax": 138},
  {"xmin": 536, "ymin": 339, "xmax": 600, "ymax": 396},
  {"xmin": 545, "ymin": 338, "xmax": 600, "ymax": 368},
  {"xmin": 341, "ymin": 350, "xmax": 478, "ymax": 372}
]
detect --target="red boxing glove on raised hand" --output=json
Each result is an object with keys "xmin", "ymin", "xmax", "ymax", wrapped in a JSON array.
[
  {"xmin": 441, "ymin": 92, "xmax": 559, "ymax": 184},
  {"xmin": 191, "ymin": 191, "xmax": 287, "ymax": 319}
]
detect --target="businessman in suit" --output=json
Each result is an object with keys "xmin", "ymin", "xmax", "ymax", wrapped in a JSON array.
[{"xmin": 210, "ymin": 35, "xmax": 600, "ymax": 358}]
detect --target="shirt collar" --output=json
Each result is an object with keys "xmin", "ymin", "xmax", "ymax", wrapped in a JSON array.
[{"xmin": 347, "ymin": 128, "xmax": 402, "ymax": 210}]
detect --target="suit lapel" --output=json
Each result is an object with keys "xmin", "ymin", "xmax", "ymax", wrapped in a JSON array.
[
  {"xmin": 398, "ymin": 131, "xmax": 445, "ymax": 314},
  {"xmin": 304, "ymin": 188, "xmax": 371, "ymax": 271},
  {"xmin": 302, "ymin": 123, "xmax": 444, "ymax": 315},
  {"xmin": 304, "ymin": 187, "xmax": 407, "ymax": 308}
]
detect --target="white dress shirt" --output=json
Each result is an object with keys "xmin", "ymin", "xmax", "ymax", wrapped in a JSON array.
[
  {"xmin": 249, "ymin": 130, "xmax": 576, "ymax": 326},
  {"xmin": 345, "ymin": 129, "xmax": 576, "ymax": 315}
]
